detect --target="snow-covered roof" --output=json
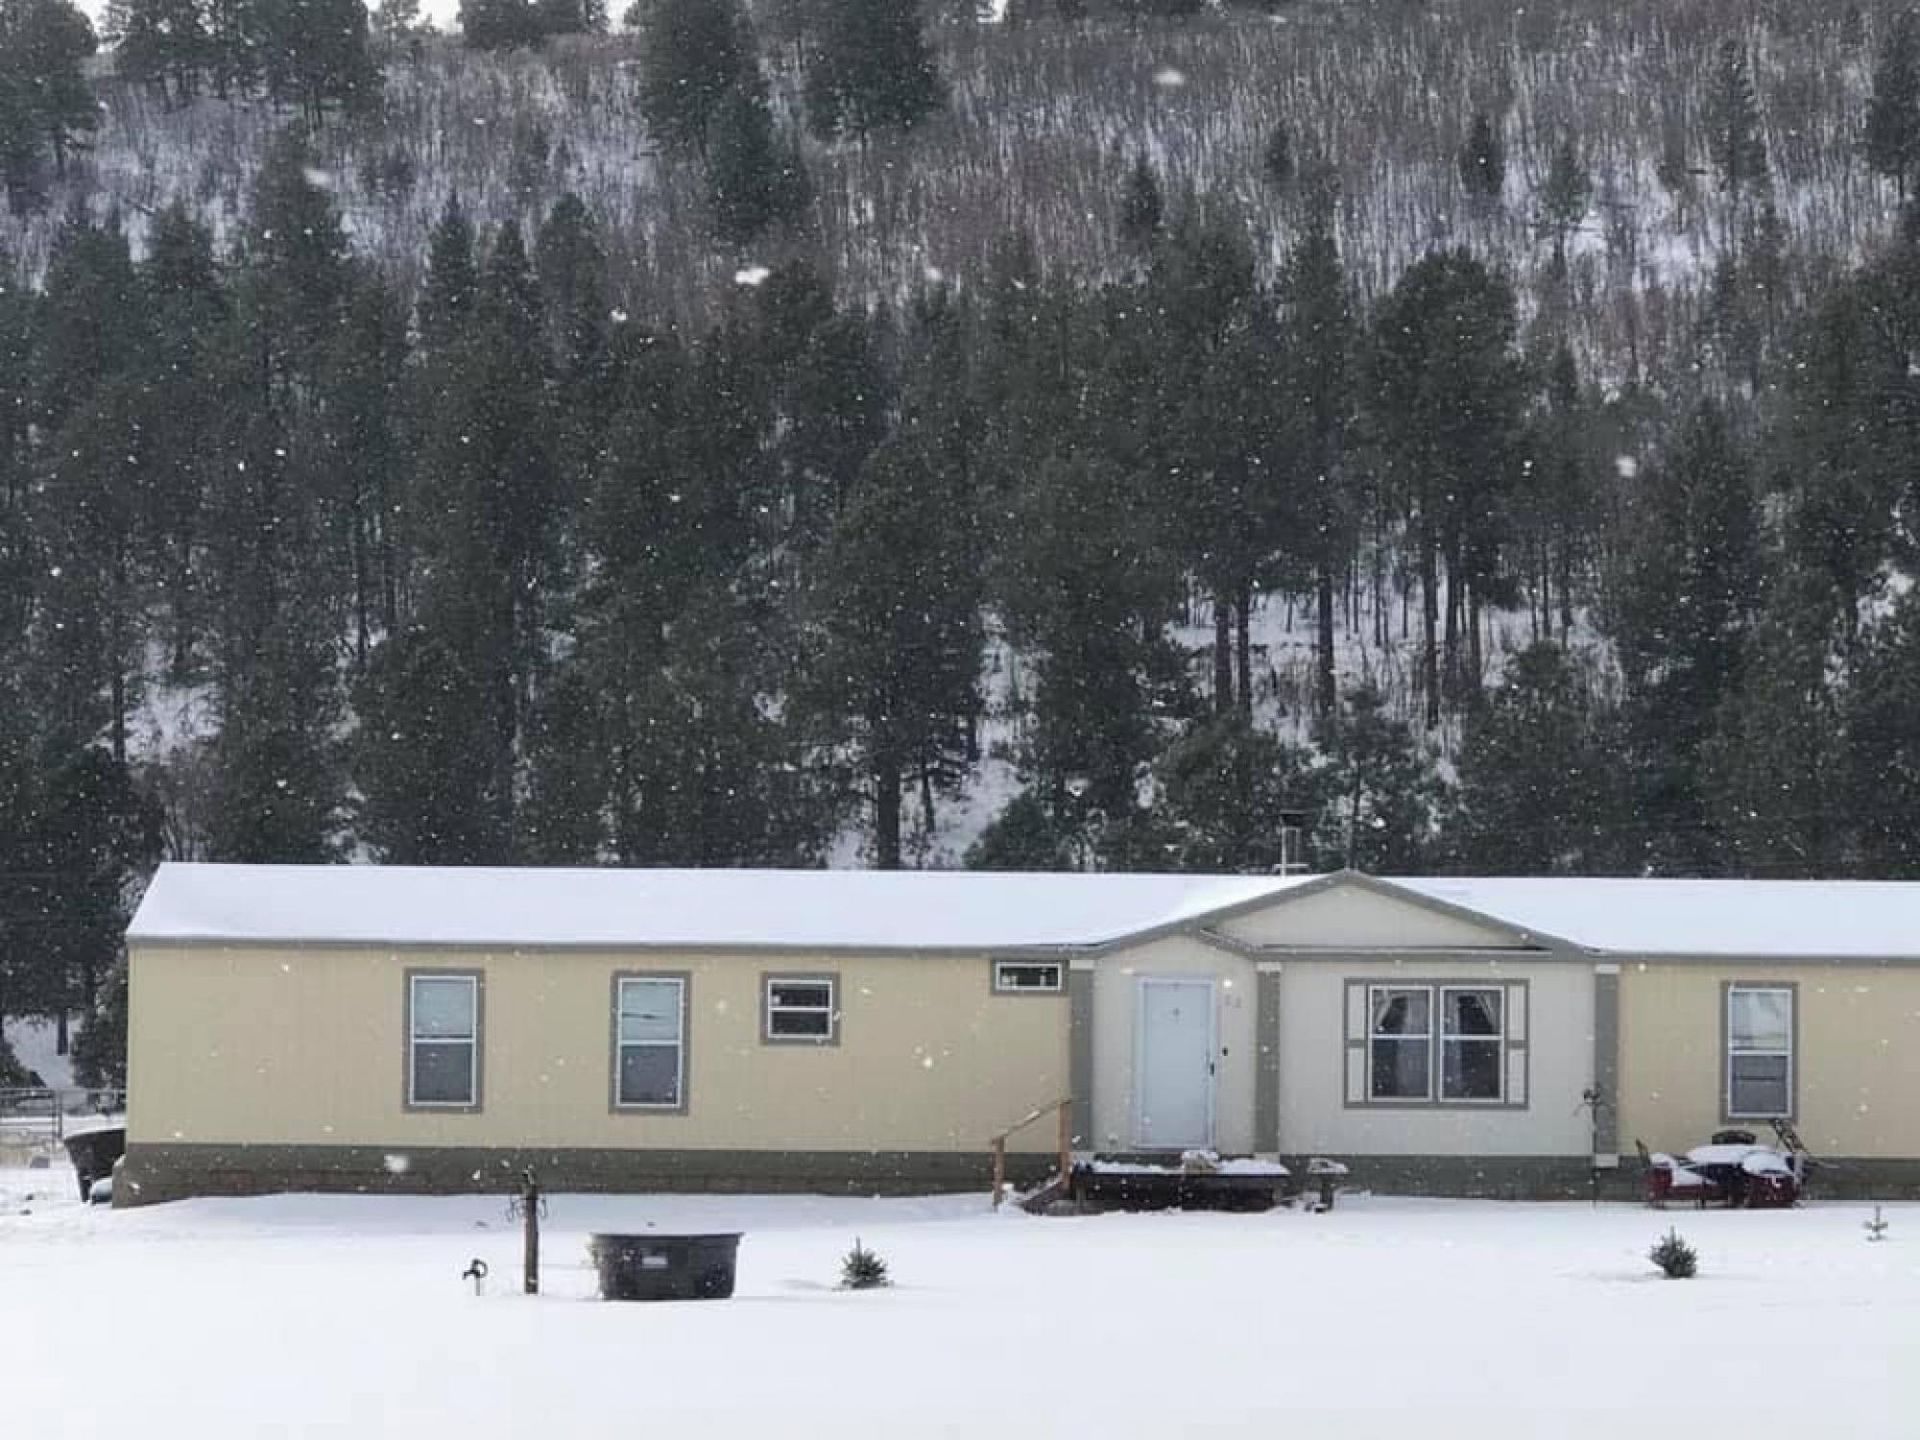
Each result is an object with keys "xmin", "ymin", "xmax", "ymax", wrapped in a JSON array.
[
  {"xmin": 1387, "ymin": 876, "xmax": 1920, "ymax": 959},
  {"xmin": 125, "ymin": 864, "xmax": 1920, "ymax": 960},
  {"xmin": 126, "ymin": 863, "xmax": 1312, "ymax": 952}
]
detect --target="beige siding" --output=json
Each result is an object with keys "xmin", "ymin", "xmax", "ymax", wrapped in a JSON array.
[
  {"xmin": 1217, "ymin": 884, "xmax": 1527, "ymax": 950},
  {"xmin": 1617, "ymin": 962, "xmax": 1920, "ymax": 1157},
  {"xmin": 1276, "ymin": 958, "xmax": 1595, "ymax": 1156},
  {"xmin": 127, "ymin": 945, "xmax": 1067, "ymax": 1153},
  {"xmin": 1089, "ymin": 937, "xmax": 1257, "ymax": 1153}
]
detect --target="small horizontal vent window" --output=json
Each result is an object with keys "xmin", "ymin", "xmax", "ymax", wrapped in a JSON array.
[{"xmin": 994, "ymin": 961, "xmax": 1064, "ymax": 993}]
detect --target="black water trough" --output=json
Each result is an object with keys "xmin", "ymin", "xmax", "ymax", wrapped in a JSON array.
[
  {"xmin": 64, "ymin": 1124, "xmax": 126, "ymax": 1203},
  {"xmin": 588, "ymin": 1232, "xmax": 742, "ymax": 1301}
]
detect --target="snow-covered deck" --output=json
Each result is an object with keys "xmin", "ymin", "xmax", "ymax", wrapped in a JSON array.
[{"xmin": 1, "ymin": 1175, "xmax": 1911, "ymax": 1436}]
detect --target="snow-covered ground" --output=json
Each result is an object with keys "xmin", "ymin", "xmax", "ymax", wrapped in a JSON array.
[{"xmin": 1, "ymin": 1174, "xmax": 1914, "ymax": 1437}]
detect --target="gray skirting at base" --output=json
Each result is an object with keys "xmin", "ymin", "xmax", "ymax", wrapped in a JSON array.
[
  {"xmin": 115, "ymin": 1142, "xmax": 1057, "ymax": 1207},
  {"xmin": 116, "ymin": 1142, "xmax": 1920, "ymax": 1207}
]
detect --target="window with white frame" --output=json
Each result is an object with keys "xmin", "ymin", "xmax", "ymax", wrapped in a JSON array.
[
  {"xmin": 408, "ymin": 972, "xmax": 479, "ymax": 1108},
  {"xmin": 764, "ymin": 975, "xmax": 838, "ymax": 1042},
  {"xmin": 1369, "ymin": 986, "xmax": 1432, "ymax": 1100},
  {"xmin": 993, "ymin": 960, "xmax": 1063, "ymax": 993},
  {"xmin": 1440, "ymin": 987, "xmax": 1504, "ymax": 1101},
  {"xmin": 1727, "ymin": 985, "xmax": 1793, "ymax": 1118},
  {"xmin": 615, "ymin": 975, "xmax": 686, "ymax": 1109},
  {"xmin": 1366, "ymin": 983, "xmax": 1507, "ymax": 1104}
]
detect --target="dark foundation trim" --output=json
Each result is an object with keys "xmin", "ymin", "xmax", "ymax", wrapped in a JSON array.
[
  {"xmin": 118, "ymin": 1142, "xmax": 1920, "ymax": 1209},
  {"xmin": 115, "ymin": 1142, "xmax": 1055, "ymax": 1208}
]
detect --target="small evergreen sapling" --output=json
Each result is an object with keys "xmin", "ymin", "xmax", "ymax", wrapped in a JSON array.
[
  {"xmin": 841, "ymin": 1238, "xmax": 890, "ymax": 1290},
  {"xmin": 1650, "ymin": 1228, "xmax": 1698, "ymax": 1279}
]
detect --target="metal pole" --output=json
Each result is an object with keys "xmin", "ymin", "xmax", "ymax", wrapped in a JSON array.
[{"xmin": 521, "ymin": 1168, "xmax": 540, "ymax": 1296}]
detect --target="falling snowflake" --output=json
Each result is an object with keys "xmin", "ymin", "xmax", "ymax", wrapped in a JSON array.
[
  {"xmin": 1153, "ymin": 66, "xmax": 1187, "ymax": 89},
  {"xmin": 1614, "ymin": 455, "xmax": 1639, "ymax": 479}
]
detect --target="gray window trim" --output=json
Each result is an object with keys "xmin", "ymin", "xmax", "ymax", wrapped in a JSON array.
[
  {"xmin": 404, "ymin": 968, "xmax": 484, "ymax": 1113},
  {"xmin": 610, "ymin": 971, "xmax": 691, "ymax": 1114},
  {"xmin": 762, "ymin": 971, "xmax": 840, "ymax": 1045},
  {"xmin": 1344, "ymin": 977, "xmax": 1530, "ymax": 1111},
  {"xmin": 991, "ymin": 958, "xmax": 1065, "ymax": 995},
  {"xmin": 1723, "ymin": 980, "xmax": 1797, "ymax": 1121}
]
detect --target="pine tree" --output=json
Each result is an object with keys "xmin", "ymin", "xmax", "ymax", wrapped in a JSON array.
[
  {"xmin": 996, "ymin": 451, "xmax": 1184, "ymax": 823},
  {"xmin": 1704, "ymin": 566, "xmax": 1849, "ymax": 877},
  {"xmin": 1444, "ymin": 644, "xmax": 1612, "ymax": 874},
  {"xmin": 1865, "ymin": 9, "xmax": 1920, "ymax": 199},
  {"xmin": 35, "ymin": 748, "xmax": 158, "ymax": 1012},
  {"xmin": 1318, "ymin": 684, "xmax": 1443, "ymax": 872},
  {"xmin": 245, "ymin": 132, "xmax": 352, "ymax": 377},
  {"xmin": 635, "ymin": 0, "xmax": 754, "ymax": 154},
  {"xmin": 750, "ymin": 269, "xmax": 890, "ymax": 561},
  {"xmin": 459, "ymin": 0, "xmax": 544, "ymax": 48},
  {"xmin": 355, "ymin": 625, "xmax": 507, "ymax": 862},
  {"xmin": 1279, "ymin": 196, "xmax": 1356, "ymax": 726},
  {"xmin": 1458, "ymin": 109, "xmax": 1505, "ymax": 205},
  {"xmin": 534, "ymin": 0, "xmax": 603, "ymax": 35},
  {"xmin": 1705, "ymin": 39, "xmax": 1770, "ymax": 246},
  {"xmin": 140, "ymin": 203, "xmax": 228, "ymax": 672},
  {"xmin": 803, "ymin": 0, "xmax": 943, "ymax": 141},
  {"xmin": 1847, "ymin": 587, "xmax": 1920, "ymax": 874},
  {"xmin": 111, "ymin": 0, "xmax": 210, "ymax": 104},
  {"xmin": 1614, "ymin": 402, "xmax": 1761, "ymax": 874},
  {"xmin": 1153, "ymin": 207, "xmax": 1274, "ymax": 719},
  {"xmin": 396, "ymin": 223, "xmax": 563, "ymax": 858},
  {"xmin": 1538, "ymin": 135, "xmax": 1590, "ymax": 269},
  {"xmin": 706, "ymin": 75, "xmax": 811, "ymax": 244},
  {"xmin": 419, "ymin": 190, "xmax": 480, "ymax": 349},
  {"xmin": 0, "ymin": 0, "xmax": 97, "ymax": 203},
  {"xmin": 802, "ymin": 431, "xmax": 981, "ymax": 868},
  {"xmin": 1261, "ymin": 119, "xmax": 1293, "ymax": 191},
  {"xmin": 1154, "ymin": 716, "xmax": 1323, "ymax": 873},
  {"xmin": 534, "ymin": 192, "xmax": 609, "ymax": 380},
  {"xmin": 204, "ymin": 0, "xmax": 263, "ymax": 97},
  {"xmin": 310, "ymin": 273, "xmax": 409, "ymax": 667},
  {"xmin": 205, "ymin": 615, "xmax": 343, "ymax": 863},
  {"xmin": 1777, "ymin": 277, "xmax": 1905, "ymax": 649},
  {"xmin": 1117, "ymin": 154, "xmax": 1163, "ymax": 255},
  {"xmin": 258, "ymin": 0, "xmax": 380, "ymax": 123},
  {"xmin": 371, "ymin": 0, "xmax": 429, "ymax": 53},
  {"xmin": 1367, "ymin": 250, "xmax": 1523, "ymax": 726}
]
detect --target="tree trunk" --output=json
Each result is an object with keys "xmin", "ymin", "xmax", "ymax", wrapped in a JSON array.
[
  {"xmin": 1316, "ymin": 565, "xmax": 1337, "ymax": 726},
  {"xmin": 352, "ymin": 485, "xmax": 371, "ymax": 670},
  {"xmin": 1442, "ymin": 543, "xmax": 1461, "ymax": 708},
  {"xmin": 1235, "ymin": 580, "xmax": 1254, "ymax": 720},
  {"xmin": 1213, "ymin": 589, "xmax": 1233, "ymax": 714},
  {"xmin": 1557, "ymin": 537, "xmax": 1575, "ymax": 637},
  {"xmin": 874, "ymin": 757, "xmax": 902, "ymax": 870},
  {"xmin": 1467, "ymin": 583, "xmax": 1483, "ymax": 694},
  {"xmin": 1420, "ymin": 530, "xmax": 1440, "ymax": 729}
]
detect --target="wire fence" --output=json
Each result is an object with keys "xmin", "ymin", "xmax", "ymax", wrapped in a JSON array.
[{"xmin": 0, "ymin": 1088, "xmax": 127, "ymax": 1147}]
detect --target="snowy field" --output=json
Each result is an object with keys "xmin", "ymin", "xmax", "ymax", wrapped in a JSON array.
[{"xmin": 2, "ymin": 1170, "xmax": 1917, "ymax": 1438}]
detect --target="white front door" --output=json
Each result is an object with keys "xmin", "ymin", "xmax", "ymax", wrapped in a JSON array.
[{"xmin": 1134, "ymin": 978, "xmax": 1215, "ymax": 1149}]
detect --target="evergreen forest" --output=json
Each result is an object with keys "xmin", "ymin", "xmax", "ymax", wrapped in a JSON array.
[{"xmin": 4, "ymin": 0, "xmax": 1920, "ymax": 1078}]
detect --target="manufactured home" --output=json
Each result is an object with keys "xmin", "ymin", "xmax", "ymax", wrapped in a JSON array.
[{"xmin": 118, "ymin": 864, "xmax": 1920, "ymax": 1205}]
